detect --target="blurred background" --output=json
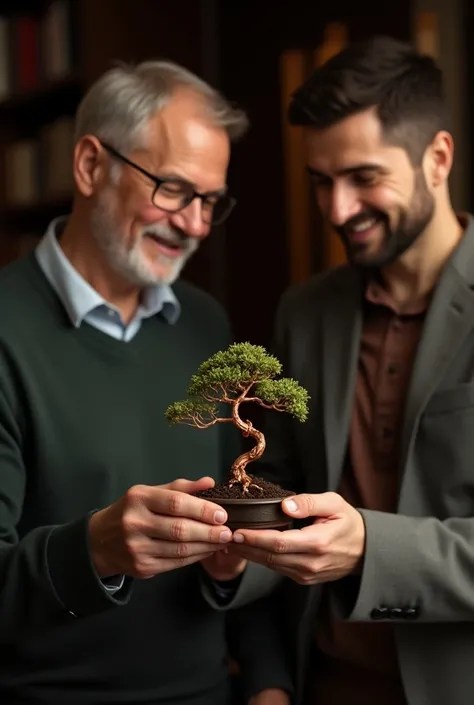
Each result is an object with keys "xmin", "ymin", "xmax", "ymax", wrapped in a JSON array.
[{"xmin": 0, "ymin": 0, "xmax": 470, "ymax": 347}]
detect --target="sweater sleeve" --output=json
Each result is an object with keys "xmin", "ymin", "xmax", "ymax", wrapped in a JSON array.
[{"xmin": 0, "ymin": 385, "xmax": 132, "ymax": 638}]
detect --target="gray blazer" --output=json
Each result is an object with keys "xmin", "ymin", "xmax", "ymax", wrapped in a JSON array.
[{"xmin": 260, "ymin": 215, "xmax": 474, "ymax": 705}]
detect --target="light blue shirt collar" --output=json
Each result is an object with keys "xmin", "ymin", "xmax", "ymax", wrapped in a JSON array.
[{"xmin": 35, "ymin": 216, "xmax": 180, "ymax": 330}]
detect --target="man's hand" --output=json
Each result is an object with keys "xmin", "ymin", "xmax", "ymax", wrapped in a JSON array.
[
  {"xmin": 249, "ymin": 689, "xmax": 290, "ymax": 705},
  {"xmin": 201, "ymin": 548, "xmax": 247, "ymax": 582},
  {"xmin": 229, "ymin": 492, "xmax": 365, "ymax": 585},
  {"xmin": 89, "ymin": 477, "xmax": 233, "ymax": 579}
]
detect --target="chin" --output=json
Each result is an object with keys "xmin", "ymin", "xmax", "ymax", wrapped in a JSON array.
[
  {"xmin": 154, "ymin": 271, "xmax": 180, "ymax": 286},
  {"xmin": 149, "ymin": 263, "xmax": 184, "ymax": 286},
  {"xmin": 353, "ymin": 251, "xmax": 395, "ymax": 269}
]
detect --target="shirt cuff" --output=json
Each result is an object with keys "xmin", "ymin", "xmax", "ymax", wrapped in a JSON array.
[
  {"xmin": 101, "ymin": 575, "xmax": 126, "ymax": 592},
  {"xmin": 47, "ymin": 515, "xmax": 133, "ymax": 616}
]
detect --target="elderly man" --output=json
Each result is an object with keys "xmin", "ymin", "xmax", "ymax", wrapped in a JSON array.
[{"xmin": 0, "ymin": 61, "xmax": 290, "ymax": 705}]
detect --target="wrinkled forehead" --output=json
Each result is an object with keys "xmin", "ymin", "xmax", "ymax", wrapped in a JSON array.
[{"xmin": 138, "ymin": 91, "xmax": 231, "ymax": 190}]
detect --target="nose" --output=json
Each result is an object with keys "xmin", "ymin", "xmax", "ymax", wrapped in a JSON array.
[
  {"xmin": 320, "ymin": 182, "xmax": 361, "ymax": 227},
  {"xmin": 171, "ymin": 199, "xmax": 210, "ymax": 239}
]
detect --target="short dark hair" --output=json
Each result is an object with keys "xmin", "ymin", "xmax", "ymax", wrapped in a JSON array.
[{"xmin": 288, "ymin": 35, "xmax": 449, "ymax": 164}]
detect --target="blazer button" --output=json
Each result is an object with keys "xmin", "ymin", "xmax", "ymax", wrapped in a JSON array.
[
  {"xmin": 370, "ymin": 606, "xmax": 389, "ymax": 620},
  {"xmin": 404, "ymin": 606, "xmax": 420, "ymax": 620},
  {"xmin": 389, "ymin": 607, "xmax": 404, "ymax": 619}
]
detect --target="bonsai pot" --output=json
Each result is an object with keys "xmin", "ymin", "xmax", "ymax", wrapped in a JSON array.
[
  {"xmin": 195, "ymin": 477, "xmax": 295, "ymax": 531},
  {"xmin": 216, "ymin": 494, "xmax": 295, "ymax": 531}
]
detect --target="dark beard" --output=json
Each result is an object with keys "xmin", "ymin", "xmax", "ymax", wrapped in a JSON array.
[{"xmin": 338, "ymin": 170, "xmax": 434, "ymax": 269}]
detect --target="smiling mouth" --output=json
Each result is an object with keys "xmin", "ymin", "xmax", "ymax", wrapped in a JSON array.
[
  {"xmin": 353, "ymin": 217, "xmax": 377, "ymax": 232},
  {"xmin": 145, "ymin": 232, "xmax": 184, "ymax": 255},
  {"xmin": 343, "ymin": 215, "xmax": 384, "ymax": 242}
]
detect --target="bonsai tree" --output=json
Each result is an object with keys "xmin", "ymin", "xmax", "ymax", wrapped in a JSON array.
[{"xmin": 164, "ymin": 342, "xmax": 309, "ymax": 494}]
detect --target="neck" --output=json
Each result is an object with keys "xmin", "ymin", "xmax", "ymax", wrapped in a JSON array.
[
  {"xmin": 59, "ymin": 207, "xmax": 141, "ymax": 324},
  {"xmin": 379, "ymin": 205, "xmax": 463, "ymax": 310}
]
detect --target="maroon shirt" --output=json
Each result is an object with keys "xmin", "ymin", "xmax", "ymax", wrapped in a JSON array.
[{"xmin": 310, "ymin": 279, "xmax": 427, "ymax": 705}]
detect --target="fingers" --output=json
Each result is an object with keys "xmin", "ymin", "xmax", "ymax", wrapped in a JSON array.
[
  {"xmin": 281, "ymin": 491, "xmax": 344, "ymax": 519},
  {"xmin": 165, "ymin": 476, "xmax": 215, "ymax": 494},
  {"xmin": 138, "ymin": 485, "xmax": 228, "ymax": 526},
  {"xmin": 131, "ymin": 548, "xmax": 221, "ymax": 579},
  {"xmin": 227, "ymin": 543, "xmax": 325, "ymax": 583},
  {"xmin": 227, "ymin": 543, "xmax": 280, "ymax": 565},
  {"xmin": 157, "ymin": 551, "xmax": 216, "ymax": 574},
  {"xmin": 152, "ymin": 540, "xmax": 229, "ymax": 559},
  {"xmin": 232, "ymin": 527, "xmax": 313, "ymax": 553},
  {"xmin": 148, "ymin": 515, "xmax": 232, "ymax": 544}
]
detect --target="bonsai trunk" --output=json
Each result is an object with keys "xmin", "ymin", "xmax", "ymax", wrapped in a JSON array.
[{"xmin": 229, "ymin": 401, "xmax": 266, "ymax": 493}]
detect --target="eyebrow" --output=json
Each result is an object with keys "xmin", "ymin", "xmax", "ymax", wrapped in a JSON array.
[{"xmin": 306, "ymin": 163, "xmax": 387, "ymax": 178}]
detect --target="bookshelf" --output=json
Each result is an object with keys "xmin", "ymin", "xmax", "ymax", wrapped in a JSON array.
[
  {"xmin": 0, "ymin": 0, "xmax": 78, "ymax": 262},
  {"xmin": 0, "ymin": 0, "xmax": 204, "ymax": 265}
]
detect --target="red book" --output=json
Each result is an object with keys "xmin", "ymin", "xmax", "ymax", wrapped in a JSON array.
[{"xmin": 16, "ymin": 16, "xmax": 39, "ymax": 91}]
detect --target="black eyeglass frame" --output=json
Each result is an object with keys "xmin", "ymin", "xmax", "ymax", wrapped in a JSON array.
[{"xmin": 99, "ymin": 139, "xmax": 236, "ymax": 226}]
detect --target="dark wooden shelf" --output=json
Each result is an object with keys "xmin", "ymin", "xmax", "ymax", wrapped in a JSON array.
[
  {"xmin": 0, "ymin": 196, "xmax": 73, "ymax": 233},
  {"xmin": 0, "ymin": 77, "xmax": 83, "ymax": 126},
  {"xmin": 0, "ymin": 0, "xmax": 49, "ymax": 15}
]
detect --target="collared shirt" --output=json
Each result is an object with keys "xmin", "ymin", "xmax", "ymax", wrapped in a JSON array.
[
  {"xmin": 35, "ymin": 216, "xmax": 180, "ymax": 341},
  {"xmin": 311, "ymin": 280, "xmax": 424, "ymax": 705}
]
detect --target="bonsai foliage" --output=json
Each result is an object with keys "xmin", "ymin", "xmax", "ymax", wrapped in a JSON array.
[{"xmin": 165, "ymin": 342, "xmax": 309, "ymax": 492}]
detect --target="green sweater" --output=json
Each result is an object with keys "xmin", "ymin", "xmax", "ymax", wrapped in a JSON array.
[{"xmin": 0, "ymin": 254, "xmax": 244, "ymax": 704}]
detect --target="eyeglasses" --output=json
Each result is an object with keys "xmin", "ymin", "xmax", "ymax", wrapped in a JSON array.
[{"xmin": 99, "ymin": 140, "xmax": 236, "ymax": 226}]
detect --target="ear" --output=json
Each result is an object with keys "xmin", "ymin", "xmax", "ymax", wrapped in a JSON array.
[
  {"xmin": 73, "ymin": 135, "xmax": 107, "ymax": 197},
  {"xmin": 426, "ymin": 130, "xmax": 454, "ymax": 188}
]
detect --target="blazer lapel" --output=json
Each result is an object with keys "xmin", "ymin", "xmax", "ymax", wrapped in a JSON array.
[
  {"xmin": 321, "ymin": 268, "xmax": 363, "ymax": 490},
  {"xmin": 398, "ymin": 217, "xmax": 474, "ymax": 479}
]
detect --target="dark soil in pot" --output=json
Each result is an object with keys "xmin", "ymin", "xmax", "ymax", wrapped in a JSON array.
[{"xmin": 195, "ymin": 477, "xmax": 295, "ymax": 530}]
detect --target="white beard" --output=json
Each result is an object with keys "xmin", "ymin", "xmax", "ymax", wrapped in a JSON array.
[{"xmin": 90, "ymin": 193, "xmax": 199, "ymax": 287}]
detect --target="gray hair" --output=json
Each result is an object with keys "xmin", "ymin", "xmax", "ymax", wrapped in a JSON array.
[{"xmin": 74, "ymin": 59, "xmax": 249, "ymax": 154}]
